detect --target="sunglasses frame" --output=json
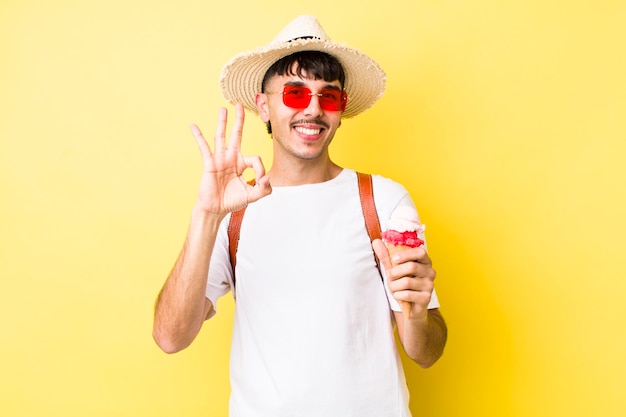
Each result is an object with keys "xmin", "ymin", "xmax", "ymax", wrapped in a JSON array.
[{"xmin": 266, "ymin": 85, "xmax": 348, "ymax": 112}]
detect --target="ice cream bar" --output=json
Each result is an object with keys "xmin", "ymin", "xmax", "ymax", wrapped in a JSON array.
[{"xmin": 382, "ymin": 206, "xmax": 425, "ymax": 319}]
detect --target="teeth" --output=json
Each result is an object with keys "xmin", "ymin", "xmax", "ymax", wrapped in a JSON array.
[{"xmin": 295, "ymin": 126, "xmax": 321, "ymax": 135}]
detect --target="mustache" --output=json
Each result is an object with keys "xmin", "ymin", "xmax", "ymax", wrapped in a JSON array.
[{"xmin": 290, "ymin": 119, "xmax": 330, "ymax": 129}]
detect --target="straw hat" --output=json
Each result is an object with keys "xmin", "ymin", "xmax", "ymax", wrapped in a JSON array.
[{"xmin": 219, "ymin": 15, "xmax": 386, "ymax": 118}]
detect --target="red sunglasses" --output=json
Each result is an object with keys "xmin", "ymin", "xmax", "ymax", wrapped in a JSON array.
[{"xmin": 266, "ymin": 85, "xmax": 348, "ymax": 112}]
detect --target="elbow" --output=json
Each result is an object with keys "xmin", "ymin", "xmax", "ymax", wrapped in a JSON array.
[
  {"xmin": 418, "ymin": 338, "xmax": 447, "ymax": 369},
  {"xmin": 152, "ymin": 327, "xmax": 191, "ymax": 354},
  {"xmin": 405, "ymin": 344, "xmax": 445, "ymax": 368},
  {"xmin": 152, "ymin": 308, "xmax": 207, "ymax": 354},
  {"xmin": 413, "ymin": 352, "xmax": 443, "ymax": 369},
  {"xmin": 154, "ymin": 338, "xmax": 185, "ymax": 355},
  {"xmin": 152, "ymin": 308, "xmax": 210, "ymax": 354}
]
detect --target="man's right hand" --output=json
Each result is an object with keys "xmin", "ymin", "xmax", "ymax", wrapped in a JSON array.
[{"xmin": 190, "ymin": 103, "xmax": 272, "ymax": 215}]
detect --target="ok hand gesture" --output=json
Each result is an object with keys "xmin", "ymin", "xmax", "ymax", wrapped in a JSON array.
[{"xmin": 190, "ymin": 103, "xmax": 272, "ymax": 215}]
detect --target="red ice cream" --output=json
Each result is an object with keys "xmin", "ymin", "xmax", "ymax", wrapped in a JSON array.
[{"xmin": 381, "ymin": 230, "xmax": 424, "ymax": 248}]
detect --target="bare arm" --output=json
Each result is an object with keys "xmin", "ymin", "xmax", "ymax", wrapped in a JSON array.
[
  {"xmin": 373, "ymin": 239, "xmax": 448, "ymax": 367},
  {"xmin": 393, "ymin": 308, "xmax": 447, "ymax": 368},
  {"xmin": 153, "ymin": 209, "xmax": 223, "ymax": 353},
  {"xmin": 153, "ymin": 104, "xmax": 271, "ymax": 353}
]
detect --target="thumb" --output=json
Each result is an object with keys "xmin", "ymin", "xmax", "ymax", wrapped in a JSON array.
[
  {"xmin": 372, "ymin": 239, "xmax": 392, "ymax": 272},
  {"xmin": 245, "ymin": 175, "xmax": 272, "ymax": 204}
]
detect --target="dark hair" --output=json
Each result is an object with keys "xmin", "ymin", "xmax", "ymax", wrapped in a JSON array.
[{"xmin": 261, "ymin": 51, "xmax": 346, "ymax": 134}]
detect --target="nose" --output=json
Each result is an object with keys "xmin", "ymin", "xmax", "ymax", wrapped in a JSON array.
[{"xmin": 303, "ymin": 93, "xmax": 323, "ymax": 117}]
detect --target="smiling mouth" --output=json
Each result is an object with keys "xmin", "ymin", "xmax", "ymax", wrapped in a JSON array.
[{"xmin": 294, "ymin": 126, "xmax": 322, "ymax": 135}]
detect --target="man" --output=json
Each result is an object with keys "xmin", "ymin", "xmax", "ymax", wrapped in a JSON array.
[{"xmin": 153, "ymin": 15, "xmax": 447, "ymax": 417}]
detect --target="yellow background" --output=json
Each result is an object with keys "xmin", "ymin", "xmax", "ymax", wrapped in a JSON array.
[{"xmin": 2, "ymin": 1, "xmax": 625, "ymax": 416}]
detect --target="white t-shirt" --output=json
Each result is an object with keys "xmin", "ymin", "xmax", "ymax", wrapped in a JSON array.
[{"xmin": 206, "ymin": 169, "xmax": 439, "ymax": 417}]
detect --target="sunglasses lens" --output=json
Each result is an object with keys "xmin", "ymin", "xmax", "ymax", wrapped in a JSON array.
[
  {"xmin": 318, "ymin": 89, "xmax": 344, "ymax": 111},
  {"xmin": 282, "ymin": 85, "xmax": 311, "ymax": 108},
  {"xmin": 282, "ymin": 85, "xmax": 347, "ymax": 111}
]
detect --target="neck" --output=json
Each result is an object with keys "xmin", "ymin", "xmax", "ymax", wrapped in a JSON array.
[{"xmin": 268, "ymin": 159, "xmax": 343, "ymax": 186}]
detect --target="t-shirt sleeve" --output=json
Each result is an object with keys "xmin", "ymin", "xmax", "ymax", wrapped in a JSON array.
[{"xmin": 205, "ymin": 214, "xmax": 235, "ymax": 318}]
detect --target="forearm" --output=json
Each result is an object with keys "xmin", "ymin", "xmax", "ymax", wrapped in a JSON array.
[
  {"xmin": 397, "ymin": 308, "xmax": 447, "ymax": 368},
  {"xmin": 153, "ymin": 208, "xmax": 224, "ymax": 353}
]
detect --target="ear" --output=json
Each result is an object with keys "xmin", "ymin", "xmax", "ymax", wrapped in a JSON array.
[{"xmin": 255, "ymin": 93, "xmax": 270, "ymax": 122}]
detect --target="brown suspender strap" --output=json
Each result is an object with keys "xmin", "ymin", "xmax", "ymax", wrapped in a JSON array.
[
  {"xmin": 227, "ymin": 179, "xmax": 256, "ymax": 286},
  {"xmin": 227, "ymin": 173, "xmax": 383, "ymax": 286},
  {"xmin": 356, "ymin": 172, "xmax": 383, "ymax": 274},
  {"xmin": 227, "ymin": 206, "xmax": 246, "ymax": 285}
]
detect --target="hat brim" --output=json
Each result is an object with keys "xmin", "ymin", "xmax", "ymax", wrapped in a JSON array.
[{"xmin": 219, "ymin": 38, "xmax": 386, "ymax": 119}]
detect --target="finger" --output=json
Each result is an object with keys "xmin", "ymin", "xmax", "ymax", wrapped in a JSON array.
[
  {"xmin": 372, "ymin": 239, "xmax": 392, "ymax": 271},
  {"xmin": 190, "ymin": 124, "xmax": 213, "ymax": 156},
  {"xmin": 214, "ymin": 107, "xmax": 228, "ymax": 151},
  {"xmin": 242, "ymin": 155, "xmax": 266, "ymax": 183},
  {"xmin": 391, "ymin": 260, "xmax": 436, "ymax": 283},
  {"xmin": 393, "ymin": 288, "xmax": 433, "ymax": 308},
  {"xmin": 243, "ymin": 155, "xmax": 272, "ymax": 202},
  {"xmin": 390, "ymin": 276, "xmax": 434, "ymax": 293},
  {"xmin": 246, "ymin": 178, "xmax": 273, "ymax": 203},
  {"xmin": 415, "ymin": 247, "xmax": 432, "ymax": 265},
  {"xmin": 228, "ymin": 103, "xmax": 245, "ymax": 151},
  {"xmin": 391, "ymin": 246, "xmax": 431, "ymax": 266}
]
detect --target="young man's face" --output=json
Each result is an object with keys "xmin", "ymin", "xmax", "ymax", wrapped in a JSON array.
[{"xmin": 255, "ymin": 68, "xmax": 344, "ymax": 163}]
